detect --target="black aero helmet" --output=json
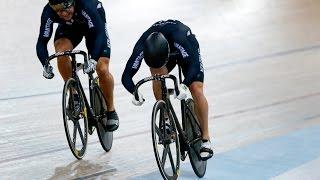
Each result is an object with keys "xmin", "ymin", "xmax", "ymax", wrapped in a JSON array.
[
  {"xmin": 143, "ymin": 32, "xmax": 170, "ymax": 68},
  {"xmin": 49, "ymin": 0, "xmax": 74, "ymax": 11}
]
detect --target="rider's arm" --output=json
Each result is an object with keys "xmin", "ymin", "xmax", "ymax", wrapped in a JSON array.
[
  {"xmin": 121, "ymin": 51, "xmax": 144, "ymax": 94},
  {"xmin": 82, "ymin": 1, "xmax": 107, "ymax": 61},
  {"xmin": 36, "ymin": 6, "xmax": 55, "ymax": 66},
  {"xmin": 121, "ymin": 35, "xmax": 147, "ymax": 94}
]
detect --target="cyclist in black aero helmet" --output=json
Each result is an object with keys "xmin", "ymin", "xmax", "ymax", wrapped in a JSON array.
[
  {"xmin": 122, "ymin": 20, "xmax": 213, "ymax": 160},
  {"xmin": 36, "ymin": 0, "xmax": 119, "ymax": 132},
  {"xmin": 144, "ymin": 32, "xmax": 170, "ymax": 68}
]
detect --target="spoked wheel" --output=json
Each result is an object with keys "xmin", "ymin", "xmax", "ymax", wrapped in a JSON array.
[
  {"xmin": 151, "ymin": 100, "xmax": 180, "ymax": 180},
  {"xmin": 184, "ymin": 98, "xmax": 207, "ymax": 177},
  {"xmin": 92, "ymin": 80, "xmax": 113, "ymax": 152},
  {"xmin": 62, "ymin": 78, "xmax": 88, "ymax": 159}
]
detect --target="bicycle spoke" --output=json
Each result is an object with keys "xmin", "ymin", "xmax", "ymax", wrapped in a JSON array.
[
  {"xmin": 161, "ymin": 144, "xmax": 169, "ymax": 166},
  {"xmin": 72, "ymin": 123, "xmax": 77, "ymax": 149},
  {"xmin": 168, "ymin": 146, "xmax": 176, "ymax": 174},
  {"xmin": 77, "ymin": 122, "xmax": 85, "ymax": 146}
]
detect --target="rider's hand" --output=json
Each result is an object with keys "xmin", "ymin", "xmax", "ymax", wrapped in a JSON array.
[
  {"xmin": 84, "ymin": 59, "xmax": 97, "ymax": 74},
  {"xmin": 43, "ymin": 65, "xmax": 54, "ymax": 79},
  {"xmin": 132, "ymin": 91, "xmax": 145, "ymax": 106},
  {"xmin": 176, "ymin": 83, "xmax": 188, "ymax": 100}
]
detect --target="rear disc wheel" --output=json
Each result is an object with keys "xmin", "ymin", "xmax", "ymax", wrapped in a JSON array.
[
  {"xmin": 185, "ymin": 98, "xmax": 207, "ymax": 177},
  {"xmin": 92, "ymin": 81, "xmax": 113, "ymax": 152}
]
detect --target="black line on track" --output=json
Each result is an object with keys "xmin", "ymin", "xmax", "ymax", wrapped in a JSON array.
[
  {"xmin": 206, "ymin": 44, "xmax": 320, "ymax": 70},
  {"xmin": 214, "ymin": 92, "xmax": 320, "ymax": 118},
  {"xmin": 1, "ymin": 44, "xmax": 319, "ymax": 101}
]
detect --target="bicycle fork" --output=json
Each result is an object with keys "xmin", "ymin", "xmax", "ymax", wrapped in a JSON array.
[{"xmin": 167, "ymin": 101, "xmax": 190, "ymax": 161}]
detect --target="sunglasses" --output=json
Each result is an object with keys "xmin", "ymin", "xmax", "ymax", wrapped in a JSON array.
[{"xmin": 50, "ymin": 0, "xmax": 74, "ymax": 12}]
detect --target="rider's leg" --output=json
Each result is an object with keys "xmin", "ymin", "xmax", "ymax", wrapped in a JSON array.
[
  {"xmin": 150, "ymin": 66, "xmax": 169, "ymax": 100},
  {"xmin": 96, "ymin": 57, "xmax": 115, "ymax": 111},
  {"xmin": 96, "ymin": 57, "xmax": 119, "ymax": 131},
  {"xmin": 188, "ymin": 82, "xmax": 210, "ymax": 140},
  {"xmin": 189, "ymin": 81, "xmax": 213, "ymax": 160},
  {"xmin": 54, "ymin": 38, "xmax": 73, "ymax": 82},
  {"xmin": 54, "ymin": 38, "xmax": 81, "ymax": 114}
]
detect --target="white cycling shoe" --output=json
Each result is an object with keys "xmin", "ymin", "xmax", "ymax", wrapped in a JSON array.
[{"xmin": 200, "ymin": 139, "xmax": 214, "ymax": 161}]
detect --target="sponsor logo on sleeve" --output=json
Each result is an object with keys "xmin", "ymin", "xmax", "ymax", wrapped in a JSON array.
[
  {"xmin": 174, "ymin": 42, "xmax": 189, "ymax": 58},
  {"xmin": 43, "ymin": 18, "xmax": 53, "ymax": 37},
  {"xmin": 105, "ymin": 23, "xmax": 111, "ymax": 48},
  {"xmin": 81, "ymin": 10, "xmax": 94, "ymax": 28},
  {"xmin": 198, "ymin": 48, "xmax": 204, "ymax": 72},
  {"xmin": 132, "ymin": 51, "xmax": 144, "ymax": 69}
]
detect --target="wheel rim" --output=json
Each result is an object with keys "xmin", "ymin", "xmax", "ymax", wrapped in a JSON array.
[
  {"xmin": 152, "ymin": 101, "xmax": 180, "ymax": 180},
  {"xmin": 62, "ymin": 79, "xmax": 88, "ymax": 159}
]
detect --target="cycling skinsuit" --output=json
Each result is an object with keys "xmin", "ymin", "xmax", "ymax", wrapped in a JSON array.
[
  {"xmin": 122, "ymin": 20, "xmax": 204, "ymax": 94},
  {"xmin": 36, "ymin": 0, "xmax": 111, "ymax": 66}
]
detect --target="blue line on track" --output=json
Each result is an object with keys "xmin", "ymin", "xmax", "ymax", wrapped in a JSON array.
[{"xmin": 134, "ymin": 124, "xmax": 320, "ymax": 179}]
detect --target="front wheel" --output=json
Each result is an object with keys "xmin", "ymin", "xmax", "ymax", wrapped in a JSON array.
[
  {"xmin": 185, "ymin": 98, "xmax": 207, "ymax": 177},
  {"xmin": 92, "ymin": 81, "xmax": 113, "ymax": 152},
  {"xmin": 151, "ymin": 100, "xmax": 180, "ymax": 180},
  {"xmin": 62, "ymin": 78, "xmax": 88, "ymax": 159}
]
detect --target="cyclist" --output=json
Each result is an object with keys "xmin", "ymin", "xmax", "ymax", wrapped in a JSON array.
[
  {"xmin": 122, "ymin": 20, "xmax": 213, "ymax": 160},
  {"xmin": 36, "ymin": 0, "xmax": 119, "ymax": 131}
]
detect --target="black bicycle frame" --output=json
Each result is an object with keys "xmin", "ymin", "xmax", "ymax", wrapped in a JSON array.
[
  {"xmin": 72, "ymin": 58, "xmax": 95, "ymax": 123},
  {"xmin": 134, "ymin": 66, "xmax": 201, "ymax": 151},
  {"xmin": 45, "ymin": 50, "xmax": 96, "ymax": 123}
]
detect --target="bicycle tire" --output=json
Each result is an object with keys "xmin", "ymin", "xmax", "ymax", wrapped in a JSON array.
[
  {"xmin": 151, "ymin": 100, "xmax": 180, "ymax": 180},
  {"xmin": 92, "ymin": 82, "xmax": 113, "ymax": 152},
  {"xmin": 184, "ymin": 98, "xmax": 207, "ymax": 177},
  {"xmin": 62, "ymin": 78, "xmax": 88, "ymax": 159}
]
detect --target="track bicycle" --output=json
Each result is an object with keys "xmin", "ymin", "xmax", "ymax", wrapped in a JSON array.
[
  {"xmin": 134, "ymin": 66, "xmax": 207, "ymax": 179},
  {"xmin": 45, "ymin": 50, "xmax": 113, "ymax": 159}
]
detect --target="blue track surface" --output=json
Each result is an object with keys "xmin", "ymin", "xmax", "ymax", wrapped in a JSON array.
[{"xmin": 133, "ymin": 125, "xmax": 320, "ymax": 179}]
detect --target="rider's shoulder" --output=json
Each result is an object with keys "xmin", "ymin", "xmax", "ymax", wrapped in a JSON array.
[
  {"xmin": 42, "ymin": 3, "xmax": 54, "ymax": 13},
  {"xmin": 41, "ymin": 4, "xmax": 57, "ymax": 18}
]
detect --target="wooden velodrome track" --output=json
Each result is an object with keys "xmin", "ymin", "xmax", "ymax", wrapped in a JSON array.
[{"xmin": 0, "ymin": 0, "xmax": 319, "ymax": 179}]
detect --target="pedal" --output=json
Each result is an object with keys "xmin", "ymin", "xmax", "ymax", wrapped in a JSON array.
[
  {"xmin": 88, "ymin": 125, "xmax": 95, "ymax": 135},
  {"xmin": 88, "ymin": 119, "xmax": 96, "ymax": 135},
  {"xmin": 181, "ymin": 152, "xmax": 187, "ymax": 161}
]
